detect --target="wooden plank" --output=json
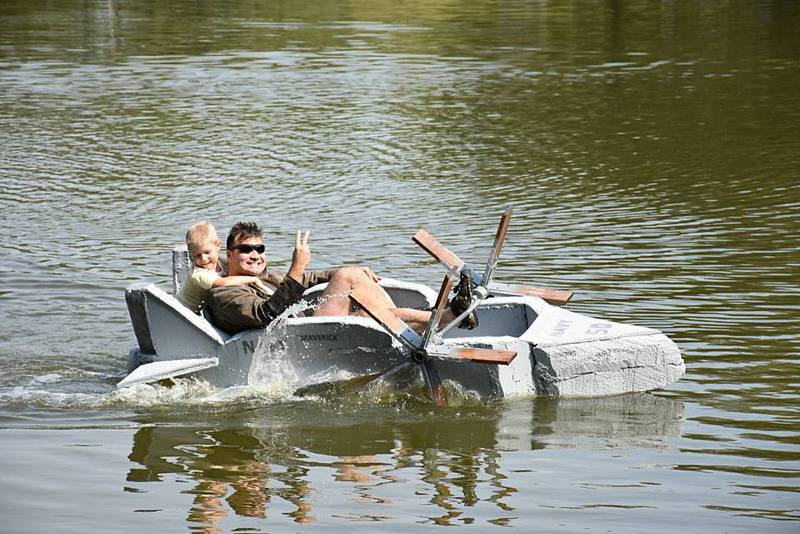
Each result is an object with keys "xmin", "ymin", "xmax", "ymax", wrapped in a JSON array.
[
  {"xmin": 421, "ymin": 270, "xmax": 456, "ymax": 347},
  {"xmin": 487, "ymin": 281, "xmax": 574, "ymax": 306},
  {"xmin": 482, "ymin": 208, "xmax": 512, "ymax": 283},
  {"xmin": 490, "ymin": 209, "xmax": 512, "ymax": 265},
  {"xmin": 428, "ymin": 346, "xmax": 517, "ymax": 365},
  {"xmin": 412, "ymin": 229, "xmax": 465, "ymax": 270},
  {"xmin": 421, "ymin": 360, "xmax": 447, "ymax": 407}
]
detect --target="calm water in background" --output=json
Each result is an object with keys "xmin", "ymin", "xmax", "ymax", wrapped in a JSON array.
[{"xmin": 1, "ymin": 0, "xmax": 799, "ymax": 532}]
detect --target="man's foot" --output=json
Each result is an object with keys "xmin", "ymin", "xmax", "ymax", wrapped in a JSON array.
[{"xmin": 448, "ymin": 271, "xmax": 479, "ymax": 330}]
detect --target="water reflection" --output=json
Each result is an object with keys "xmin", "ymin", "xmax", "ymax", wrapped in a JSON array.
[
  {"xmin": 127, "ymin": 425, "xmax": 313, "ymax": 527},
  {"xmin": 124, "ymin": 394, "xmax": 683, "ymax": 528}
]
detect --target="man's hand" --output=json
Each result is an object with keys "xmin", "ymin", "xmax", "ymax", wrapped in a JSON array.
[
  {"xmin": 294, "ymin": 230, "xmax": 311, "ymax": 267},
  {"xmin": 359, "ymin": 267, "xmax": 380, "ymax": 283},
  {"xmin": 288, "ymin": 230, "xmax": 311, "ymax": 283}
]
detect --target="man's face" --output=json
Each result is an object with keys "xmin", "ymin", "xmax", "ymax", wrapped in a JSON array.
[{"xmin": 227, "ymin": 236, "xmax": 267, "ymax": 277}]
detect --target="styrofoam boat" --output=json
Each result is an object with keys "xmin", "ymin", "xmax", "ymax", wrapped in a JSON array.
[{"xmin": 121, "ymin": 247, "xmax": 685, "ymax": 400}]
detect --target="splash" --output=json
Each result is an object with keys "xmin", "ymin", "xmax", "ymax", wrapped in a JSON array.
[
  {"xmin": 107, "ymin": 295, "xmax": 367, "ymax": 407},
  {"xmin": 246, "ymin": 299, "xmax": 314, "ymax": 394},
  {"xmin": 107, "ymin": 377, "xmax": 216, "ymax": 407},
  {"xmin": 0, "ymin": 365, "xmax": 126, "ymax": 410},
  {"xmin": 4, "ymin": 293, "xmax": 478, "ymax": 410}
]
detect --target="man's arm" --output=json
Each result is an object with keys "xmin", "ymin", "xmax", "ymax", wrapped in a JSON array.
[
  {"xmin": 272, "ymin": 230, "xmax": 380, "ymax": 289},
  {"xmin": 262, "ymin": 268, "xmax": 336, "ymax": 289},
  {"xmin": 212, "ymin": 275, "xmax": 265, "ymax": 289},
  {"xmin": 206, "ymin": 280, "xmax": 306, "ymax": 335},
  {"xmin": 287, "ymin": 230, "xmax": 311, "ymax": 283},
  {"xmin": 283, "ymin": 230, "xmax": 338, "ymax": 288}
]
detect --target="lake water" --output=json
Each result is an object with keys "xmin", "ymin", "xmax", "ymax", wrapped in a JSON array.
[{"xmin": 1, "ymin": 1, "xmax": 798, "ymax": 532}]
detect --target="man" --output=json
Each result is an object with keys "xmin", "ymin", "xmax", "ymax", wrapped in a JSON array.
[{"xmin": 205, "ymin": 221, "xmax": 475, "ymax": 336}]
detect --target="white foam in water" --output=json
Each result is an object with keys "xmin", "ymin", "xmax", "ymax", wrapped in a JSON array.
[
  {"xmin": 0, "ymin": 385, "xmax": 99, "ymax": 408},
  {"xmin": 107, "ymin": 378, "xmax": 216, "ymax": 407},
  {"xmin": 246, "ymin": 299, "xmax": 314, "ymax": 395},
  {"xmin": 303, "ymin": 366, "xmax": 361, "ymax": 385},
  {"xmin": 0, "ymin": 369, "xmax": 123, "ymax": 409},
  {"xmin": 30, "ymin": 373, "xmax": 62, "ymax": 385},
  {"xmin": 203, "ymin": 385, "xmax": 253, "ymax": 402}
]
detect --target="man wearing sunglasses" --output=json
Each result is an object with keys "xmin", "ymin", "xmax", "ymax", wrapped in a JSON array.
[
  {"xmin": 206, "ymin": 221, "xmax": 474, "ymax": 336},
  {"xmin": 205, "ymin": 221, "xmax": 331, "ymax": 335}
]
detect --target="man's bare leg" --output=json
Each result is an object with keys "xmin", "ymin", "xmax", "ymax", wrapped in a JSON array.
[
  {"xmin": 393, "ymin": 308, "xmax": 436, "ymax": 333},
  {"xmin": 313, "ymin": 267, "xmax": 435, "ymax": 332},
  {"xmin": 313, "ymin": 267, "xmax": 395, "ymax": 315},
  {"xmin": 392, "ymin": 308, "xmax": 459, "ymax": 333}
]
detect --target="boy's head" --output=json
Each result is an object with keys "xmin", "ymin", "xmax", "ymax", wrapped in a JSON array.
[{"xmin": 186, "ymin": 221, "xmax": 221, "ymax": 270}]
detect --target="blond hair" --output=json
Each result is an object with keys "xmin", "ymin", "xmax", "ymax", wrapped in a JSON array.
[{"xmin": 185, "ymin": 221, "xmax": 220, "ymax": 248}]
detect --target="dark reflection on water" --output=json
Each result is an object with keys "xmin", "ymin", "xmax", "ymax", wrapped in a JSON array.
[
  {"xmin": 1, "ymin": 0, "xmax": 799, "ymax": 531},
  {"xmin": 122, "ymin": 395, "xmax": 685, "ymax": 529}
]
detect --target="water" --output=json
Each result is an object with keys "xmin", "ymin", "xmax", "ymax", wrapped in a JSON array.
[{"xmin": 1, "ymin": 0, "xmax": 799, "ymax": 531}]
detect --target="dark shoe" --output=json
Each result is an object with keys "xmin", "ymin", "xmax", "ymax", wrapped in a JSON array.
[{"xmin": 449, "ymin": 271, "xmax": 479, "ymax": 330}]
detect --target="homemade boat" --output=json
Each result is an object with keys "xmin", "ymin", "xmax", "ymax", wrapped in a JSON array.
[{"xmin": 121, "ymin": 212, "xmax": 685, "ymax": 403}]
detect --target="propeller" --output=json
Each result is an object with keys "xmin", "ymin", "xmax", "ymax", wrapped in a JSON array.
[
  {"xmin": 412, "ymin": 208, "xmax": 574, "ymax": 307},
  {"xmin": 295, "ymin": 270, "xmax": 516, "ymax": 406}
]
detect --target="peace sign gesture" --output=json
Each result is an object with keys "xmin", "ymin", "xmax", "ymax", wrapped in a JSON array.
[{"xmin": 288, "ymin": 230, "xmax": 311, "ymax": 282}]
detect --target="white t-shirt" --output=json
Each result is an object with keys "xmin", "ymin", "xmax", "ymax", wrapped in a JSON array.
[{"xmin": 176, "ymin": 268, "xmax": 220, "ymax": 313}]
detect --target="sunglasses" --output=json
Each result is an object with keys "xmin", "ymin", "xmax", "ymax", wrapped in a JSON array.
[{"xmin": 230, "ymin": 243, "xmax": 266, "ymax": 254}]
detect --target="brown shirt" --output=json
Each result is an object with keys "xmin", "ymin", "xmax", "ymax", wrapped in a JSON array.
[{"xmin": 205, "ymin": 269, "xmax": 336, "ymax": 335}]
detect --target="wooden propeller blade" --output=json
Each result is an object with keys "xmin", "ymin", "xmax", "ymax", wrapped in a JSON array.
[
  {"xmin": 490, "ymin": 209, "xmax": 513, "ymax": 266},
  {"xmin": 350, "ymin": 285, "xmax": 423, "ymax": 350},
  {"xmin": 482, "ymin": 209, "xmax": 512, "ymax": 284},
  {"xmin": 420, "ymin": 359, "xmax": 447, "ymax": 407},
  {"xmin": 486, "ymin": 281, "xmax": 574, "ymax": 306},
  {"xmin": 427, "ymin": 345, "xmax": 517, "ymax": 365},
  {"xmin": 413, "ymin": 216, "xmax": 575, "ymax": 306},
  {"xmin": 350, "ymin": 285, "xmax": 448, "ymax": 407},
  {"xmin": 421, "ymin": 269, "xmax": 456, "ymax": 347},
  {"xmin": 412, "ymin": 229, "xmax": 465, "ymax": 270}
]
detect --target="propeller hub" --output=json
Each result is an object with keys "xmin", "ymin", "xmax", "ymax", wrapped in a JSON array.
[
  {"xmin": 411, "ymin": 349, "xmax": 428, "ymax": 364},
  {"xmin": 474, "ymin": 286, "xmax": 489, "ymax": 300}
]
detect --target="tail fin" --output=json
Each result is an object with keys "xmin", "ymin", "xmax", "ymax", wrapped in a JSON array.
[{"xmin": 126, "ymin": 282, "xmax": 227, "ymax": 361}]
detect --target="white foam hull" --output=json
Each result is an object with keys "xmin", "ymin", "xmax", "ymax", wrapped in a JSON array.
[{"xmin": 124, "ymin": 277, "xmax": 684, "ymax": 399}]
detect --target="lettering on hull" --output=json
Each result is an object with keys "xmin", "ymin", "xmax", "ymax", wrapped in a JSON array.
[
  {"xmin": 299, "ymin": 334, "xmax": 339, "ymax": 342},
  {"xmin": 550, "ymin": 319, "xmax": 572, "ymax": 337},
  {"xmin": 586, "ymin": 322, "xmax": 612, "ymax": 335}
]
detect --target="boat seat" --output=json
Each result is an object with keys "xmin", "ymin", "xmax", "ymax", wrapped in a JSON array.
[{"xmin": 172, "ymin": 245, "xmax": 192, "ymax": 294}]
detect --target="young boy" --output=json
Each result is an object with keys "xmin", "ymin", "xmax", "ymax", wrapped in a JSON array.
[{"xmin": 176, "ymin": 221, "xmax": 267, "ymax": 314}]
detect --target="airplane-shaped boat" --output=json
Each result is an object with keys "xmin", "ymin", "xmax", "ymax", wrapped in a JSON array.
[{"xmin": 122, "ymin": 210, "xmax": 685, "ymax": 405}]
